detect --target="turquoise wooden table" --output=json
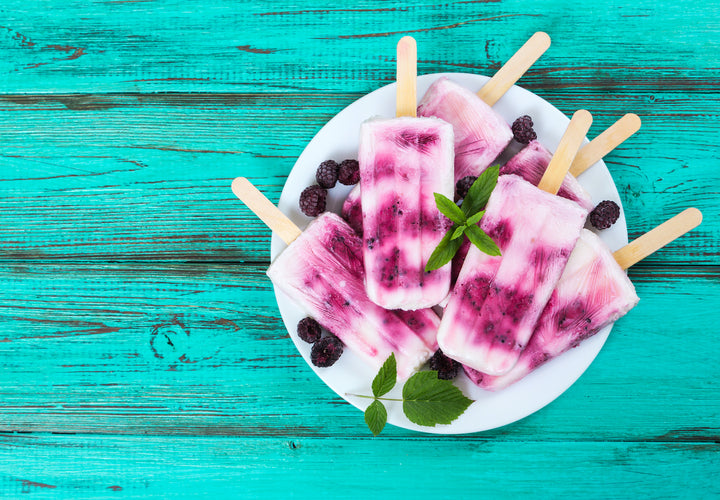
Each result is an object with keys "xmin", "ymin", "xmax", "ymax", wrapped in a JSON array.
[{"xmin": 1, "ymin": 1, "xmax": 719, "ymax": 497}]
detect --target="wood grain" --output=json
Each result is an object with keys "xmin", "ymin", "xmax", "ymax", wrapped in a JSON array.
[
  {"xmin": 1, "ymin": 93, "xmax": 718, "ymax": 263},
  {"xmin": 0, "ymin": 263, "xmax": 717, "ymax": 440},
  {"xmin": 0, "ymin": 1, "xmax": 718, "ymax": 93},
  {"xmin": 1, "ymin": 434, "xmax": 718, "ymax": 498}
]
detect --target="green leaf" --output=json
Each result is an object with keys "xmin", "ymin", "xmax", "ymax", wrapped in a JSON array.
[
  {"xmin": 450, "ymin": 225, "xmax": 467, "ymax": 240},
  {"xmin": 402, "ymin": 371, "xmax": 474, "ymax": 426},
  {"xmin": 372, "ymin": 353, "xmax": 397, "ymax": 398},
  {"xmin": 465, "ymin": 225, "xmax": 502, "ymax": 256},
  {"xmin": 424, "ymin": 228, "xmax": 465, "ymax": 272},
  {"xmin": 466, "ymin": 210, "xmax": 485, "ymax": 227},
  {"xmin": 364, "ymin": 400, "xmax": 388, "ymax": 436},
  {"xmin": 434, "ymin": 193, "xmax": 466, "ymax": 224},
  {"xmin": 461, "ymin": 165, "xmax": 499, "ymax": 217}
]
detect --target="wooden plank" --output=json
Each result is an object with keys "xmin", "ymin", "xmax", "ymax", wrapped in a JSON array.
[
  {"xmin": 0, "ymin": 434, "xmax": 718, "ymax": 498},
  {"xmin": 0, "ymin": 0, "xmax": 718, "ymax": 93},
  {"xmin": 0, "ymin": 262, "xmax": 718, "ymax": 440},
  {"xmin": 1, "ymin": 93, "xmax": 718, "ymax": 263}
]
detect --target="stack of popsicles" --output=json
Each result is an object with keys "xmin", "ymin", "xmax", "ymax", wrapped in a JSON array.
[{"xmin": 232, "ymin": 33, "xmax": 702, "ymax": 392}]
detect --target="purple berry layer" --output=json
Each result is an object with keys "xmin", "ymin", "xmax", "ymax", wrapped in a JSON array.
[
  {"xmin": 417, "ymin": 77, "xmax": 513, "ymax": 184},
  {"xmin": 437, "ymin": 174, "xmax": 589, "ymax": 376},
  {"xmin": 501, "ymin": 140, "xmax": 594, "ymax": 211},
  {"xmin": 266, "ymin": 213, "xmax": 435, "ymax": 379},
  {"xmin": 359, "ymin": 116, "xmax": 454, "ymax": 311},
  {"xmin": 465, "ymin": 229, "xmax": 639, "ymax": 390}
]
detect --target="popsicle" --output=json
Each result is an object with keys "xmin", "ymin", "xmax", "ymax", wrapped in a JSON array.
[
  {"xmin": 449, "ymin": 114, "xmax": 642, "ymax": 285},
  {"xmin": 359, "ymin": 36, "xmax": 455, "ymax": 310},
  {"xmin": 231, "ymin": 177, "xmax": 434, "ymax": 380},
  {"xmin": 465, "ymin": 208, "xmax": 703, "ymax": 390},
  {"xmin": 417, "ymin": 32, "xmax": 551, "ymax": 183},
  {"xmin": 437, "ymin": 110, "xmax": 593, "ymax": 376},
  {"xmin": 501, "ymin": 114, "xmax": 642, "ymax": 211}
]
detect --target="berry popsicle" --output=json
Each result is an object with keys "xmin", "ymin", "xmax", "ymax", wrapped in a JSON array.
[
  {"xmin": 438, "ymin": 110, "xmax": 593, "ymax": 376},
  {"xmin": 450, "ymin": 114, "xmax": 643, "ymax": 285},
  {"xmin": 466, "ymin": 208, "xmax": 703, "ymax": 390},
  {"xmin": 502, "ymin": 113, "xmax": 642, "ymax": 211},
  {"xmin": 359, "ymin": 36, "xmax": 455, "ymax": 310},
  {"xmin": 417, "ymin": 32, "xmax": 551, "ymax": 183},
  {"xmin": 231, "ymin": 177, "xmax": 434, "ymax": 380}
]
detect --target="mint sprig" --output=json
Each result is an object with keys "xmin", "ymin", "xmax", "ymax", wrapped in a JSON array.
[
  {"xmin": 425, "ymin": 166, "xmax": 501, "ymax": 272},
  {"xmin": 353, "ymin": 353, "xmax": 474, "ymax": 436}
]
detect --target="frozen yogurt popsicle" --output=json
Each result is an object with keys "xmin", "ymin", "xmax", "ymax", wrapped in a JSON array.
[
  {"xmin": 437, "ymin": 110, "xmax": 593, "ymax": 376},
  {"xmin": 417, "ymin": 32, "xmax": 551, "ymax": 183},
  {"xmin": 501, "ymin": 113, "xmax": 642, "ymax": 211},
  {"xmin": 466, "ymin": 208, "xmax": 702, "ymax": 390},
  {"xmin": 231, "ymin": 178, "xmax": 435, "ymax": 380},
  {"xmin": 359, "ymin": 37, "xmax": 455, "ymax": 310},
  {"xmin": 418, "ymin": 77, "xmax": 513, "ymax": 184},
  {"xmin": 502, "ymin": 140, "xmax": 594, "ymax": 211}
]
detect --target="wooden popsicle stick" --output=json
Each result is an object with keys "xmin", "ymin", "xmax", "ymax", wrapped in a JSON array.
[
  {"xmin": 476, "ymin": 32, "xmax": 551, "ymax": 106},
  {"xmin": 231, "ymin": 177, "xmax": 302, "ymax": 245},
  {"xmin": 537, "ymin": 109, "xmax": 593, "ymax": 195},
  {"xmin": 613, "ymin": 208, "xmax": 703, "ymax": 270},
  {"xmin": 570, "ymin": 113, "xmax": 642, "ymax": 177},
  {"xmin": 396, "ymin": 36, "xmax": 417, "ymax": 118}
]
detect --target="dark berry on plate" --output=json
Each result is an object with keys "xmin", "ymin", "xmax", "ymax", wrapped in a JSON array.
[
  {"xmin": 299, "ymin": 185, "xmax": 328, "ymax": 217},
  {"xmin": 316, "ymin": 160, "xmax": 339, "ymax": 188},
  {"xmin": 589, "ymin": 200, "xmax": 620, "ymax": 230},
  {"xmin": 428, "ymin": 349, "xmax": 460, "ymax": 380},
  {"xmin": 456, "ymin": 175, "xmax": 478, "ymax": 200},
  {"xmin": 297, "ymin": 317, "xmax": 322, "ymax": 344},
  {"xmin": 311, "ymin": 335, "xmax": 344, "ymax": 367},
  {"xmin": 337, "ymin": 159, "xmax": 360, "ymax": 185},
  {"xmin": 511, "ymin": 115, "xmax": 537, "ymax": 144}
]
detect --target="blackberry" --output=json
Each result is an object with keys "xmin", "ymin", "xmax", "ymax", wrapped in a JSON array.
[
  {"xmin": 297, "ymin": 317, "xmax": 322, "ymax": 344},
  {"xmin": 316, "ymin": 160, "xmax": 339, "ymax": 188},
  {"xmin": 310, "ymin": 335, "xmax": 344, "ymax": 367},
  {"xmin": 428, "ymin": 349, "xmax": 460, "ymax": 380},
  {"xmin": 589, "ymin": 200, "xmax": 620, "ymax": 230},
  {"xmin": 299, "ymin": 185, "xmax": 327, "ymax": 217},
  {"xmin": 511, "ymin": 115, "xmax": 537, "ymax": 144},
  {"xmin": 456, "ymin": 175, "xmax": 478, "ymax": 200},
  {"xmin": 337, "ymin": 159, "xmax": 360, "ymax": 185}
]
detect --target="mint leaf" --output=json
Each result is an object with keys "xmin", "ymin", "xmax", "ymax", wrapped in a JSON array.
[
  {"xmin": 402, "ymin": 371, "xmax": 474, "ymax": 426},
  {"xmin": 461, "ymin": 165, "xmax": 499, "ymax": 217},
  {"xmin": 372, "ymin": 353, "xmax": 397, "ymax": 398},
  {"xmin": 424, "ymin": 228, "xmax": 464, "ymax": 272},
  {"xmin": 364, "ymin": 400, "xmax": 387, "ymax": 436},
  {"xmin": 434, "ymin": 193, "xmax": 466, "ymax": 225},
  {"xmin": 465, "ymin": 224, "xmax": 501, "ymax": 256},
  {"xmin": 466, "ymin": 210, "xmax": 485, "ymax": 227},
  {"xmin": 450, "ymin": 225, "xmax": 466, "ymax": 240}
]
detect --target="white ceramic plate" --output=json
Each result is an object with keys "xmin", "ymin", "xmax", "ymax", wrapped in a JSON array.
[{"xmin": 270, "ymin": 73, "xmax": 628, "ymax": 434}]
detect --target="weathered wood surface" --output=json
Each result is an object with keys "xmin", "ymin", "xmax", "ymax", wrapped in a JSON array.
[
  {"xmin": 1, "ymin": 0, "xmax": 719, "ymax": 497},
  {"xmin": 2, "ymin": 435, "xmax": 718, "ymax": 498},
  {"xmin": 1, "ymin": 94, "xmax": 717, "ymax": 263},
  {"xmin": 0, "ymin": 263, "xmax": 718, "ymax": 439}
]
